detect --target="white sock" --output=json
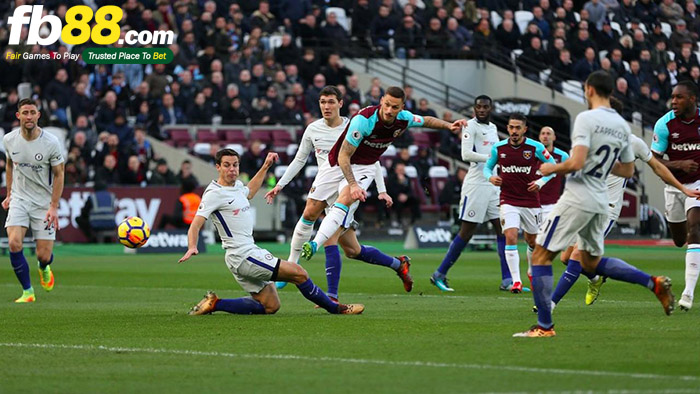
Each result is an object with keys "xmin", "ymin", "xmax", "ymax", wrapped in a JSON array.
[
  {"xmin": 505, "ymin": 248, "xmax": 521, "ymax": 284},
  {"xmin": 684, "ymin": 244, "xmax": 700, "ymax": 298},
  {"xmin": 288, "ymin": 217, "xmax": 314, "ymax": 263},
  {"xmin": 526, "ymin": 246, "xmax": 534, "ymax": 277},
  {"xmin": 312, "ymin": 203, "xmax": 348, "ymax": 247}
]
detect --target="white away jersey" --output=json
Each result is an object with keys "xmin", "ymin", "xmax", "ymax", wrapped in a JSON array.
[
  {"xmin": 558, "ymin": 107, "xmax": 634, "ymax": 213},
  {"xmin": 277, "ymin": 117, "xmax": 348, "ymax": 188},
  {"xmin": 462, "ymin": 118, "xmax": 499, "ymax": 186},
  {"xmin": 606, "ymin": 134, "xmax": 653, "ymax": 211},
  {"xmin": 4, "ymin": 128, "xmax": 64, "ymax": 208},
  {"xmin": 196, "ymin": 180, "xmax": 255, "ymax": 255}
]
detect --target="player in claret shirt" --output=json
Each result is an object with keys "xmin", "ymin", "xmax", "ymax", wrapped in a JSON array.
[
  {"xmin": 483, "ymin": 114, "xmax": 556, "ymax": 293},
  {"xmin": 538, "ymin": 126, "xmax": 569, "ymax": 219}
]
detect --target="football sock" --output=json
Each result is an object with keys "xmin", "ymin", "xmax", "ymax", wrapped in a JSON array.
[
  {"xmin": 683, "ymin": 244, "xmax": 700, "ymax": 298},
  {"xmin": 552, "ymin": 259, "xmax": 582, "ymax": 304},
  {"xmin": 296, "ymin": 278, "xmax": 339, "ymax": 313},
  {"xmin": 39, "ymin": 253, "xmax": 53, "ymax": 270},
  {"xmin": 215, "ymin": 297, "xmax": 265, "ymax": 314},
  {"xmin": 505, "ymin": 245, "xmax": 521, "ymax": 284},
  {"xmin": 10, "ymin": 250, "xmax": 32, "ymax": 290},
  {"xmin": 526, "ymin": 245, "xmax": 534, "ymax": 278},
  {"xmin": 596, "ymin": 256, "xmax": 652, "ymax": 289},
  {"xmin": 435, "ymin": 235, "xmax": 467, "ymax": 277},
  {"xmin": 312, "ymin": 203, "xmax": 348, "ymax": 248},
  {"xmin": 355, "ymin": 245, "xmax": 401, "ymax": 270},
  {"xmin": 532, "ymin": 265, "xmax": 554, "ymax": 329},
  {"xmin": 325, "ymin": 245, "xmax": 342, "ymax": 299},
  {"xmin": 289, "ymin": 217, "xmax": 314, "ymax": 263},
  {"xmin": 497, "ymin": 235, "xmax": 511, "ymax": 281}
]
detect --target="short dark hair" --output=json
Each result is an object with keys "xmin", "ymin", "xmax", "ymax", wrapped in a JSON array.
[
  {"xmin": 319, "ymin": 85, "xmax": 343, "ymax": 101},
  {"xmin": 508, "ymin": 113, "xmax": 528, "ymax": 124},
  {"xmin": 585, "ymin": 70, "xmax": 614, "ymax": 98},
  {"xmin": 215, "ymin": 148, "xmax": 240, "ymax": 165},
  {"xmin": 474, "ymin": 95, "xmax": 492, "ymax": 105},
  {"xmin": 385, "ymin": 86, "xmax": 405, "ymax": 101},
  {"xmin": 17, "ymin": 98, "xmax": 36, "ymax": 111},
  {"xmin": 609, "ymin": 96, "xmax": 624, "ymax": 115},
  {"xmin": 676, "ymin": 79, "xmax": 699, "ymax": 98}
]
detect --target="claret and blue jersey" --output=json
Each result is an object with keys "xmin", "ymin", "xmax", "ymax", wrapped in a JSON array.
[{"xmin": 652, "ymin": 109, "xmax": 700, "ymax": 184}]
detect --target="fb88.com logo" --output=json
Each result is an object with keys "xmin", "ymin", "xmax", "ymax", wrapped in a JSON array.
[{"xmin": 8, "ymin": 5, "xmax": 174, "ymax": 46}]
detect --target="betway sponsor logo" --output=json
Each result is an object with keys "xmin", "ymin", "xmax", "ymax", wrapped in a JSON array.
[
  {"xmin": 416, "ymin": 227, "xmax": 452, "ymax": 243},
  {"xmin": 500, "ymin": 165, "xmax": 532, "ymax": 174},
  {"xmin": 671, "ymin": 142, "xmax": 700, "ymax": 151},
  {"xmin": 57, "ymin": 191, "xmax": 161, "ymax": 230},
  {"xmin": 142, "ymin": 232, "xmax": 188, "ymax": 248},
  {"xmin": 362, "ymin": 140, "xmax": 393, "ymax": 149}
]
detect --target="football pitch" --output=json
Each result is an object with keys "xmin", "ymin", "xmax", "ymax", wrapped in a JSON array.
[{"xmin": 1, "ymin": 242, "xmax": 699, "ymax": 393}]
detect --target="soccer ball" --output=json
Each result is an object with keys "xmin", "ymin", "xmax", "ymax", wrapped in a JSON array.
[{"xmin": 118, "ymin": 217, "xmax": 150, "ymax": 248}]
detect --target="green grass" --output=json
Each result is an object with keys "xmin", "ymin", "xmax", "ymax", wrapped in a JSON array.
[{"xmin": 1, "ymin": 243, "xmax": 699, "ymax": 393}]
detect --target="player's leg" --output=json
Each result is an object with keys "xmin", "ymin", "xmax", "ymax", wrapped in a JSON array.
[
  {"xmin": 500, "ymin": 205, "xmax": 523, "ymax": 293},
  {"xmin": 680, "ymin": 207, "xmax": 700, "ymax": 310},
  {"xmin": 6, "ymin": 225, "xmax": 33, "ymax": 302},
  {"xmin": 513, "ymin": 245, "xmax": 558, "ymax": 337},
  {"xmin": 490, "ymin": 218, "xmax": 512, "ymax": 290},
  {"xmin": 666, "ymin": 188, "xmax": 688, "ymax": 248},
  {"xmin": 522, "ymin": 207, "xmax": 541, "ymax": 285},
  {"xmin": 322, "ymin": 228, "xmax": 346, "ymax": 301},
  {"xmin": 430, "ymin": 220, "xmax": 477, "ymax": 292},
  {"xmin": 669, "ymin": 222, "xmax": 688, "ymax": 248},
  {"xmin": 35, "ymin": 240, "xmax": 55, "ymax": 292}
]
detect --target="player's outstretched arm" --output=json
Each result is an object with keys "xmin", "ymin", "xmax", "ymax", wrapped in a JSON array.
[
  {"xmin": 647, "ymin": 156, "xmax": 700, "ymax": 198},
  {"xmin": 423, "ymin": 116, "xmax": 467, "ymax": 132},
  {"xmin": 179, "ymin": 215, "xmax": 206, "ymax": 263},
  {"xmin": 651, "ymin": 152, "xmax": 699, "ymax": 173},
  {"xmin": 45, "ymin": 163, "xmax": 65, "ymax": 230},
  {"xmin": 540, "ymin": 145, "xmax": 588, "ymax": 176},
  {"xmin": 266, "ymin": 133, "xmax": 314, "ymax": 203},
  {"xmin": 248, "ymin": 152, "xmax": 278, "ymax": 200},
  {"xmin": 1, "ymin": 157, "xmax": 13, "ymax": 210}
]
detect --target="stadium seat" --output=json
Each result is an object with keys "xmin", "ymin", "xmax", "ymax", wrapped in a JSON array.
[
  {"xmin": 404, "ymin": 165, "xmax": 418, "ymax": 178},
  {"xmin": 274, "ymin": 165, "xmax": 288, "ymax": 179},
  {"xmin": 193, "ymin": 142, "xmax": 211, "ymax": 156},
  {"xmin": 250, "ymin": 129, "xmax": 272, "ymax": 144},
  {"xmin": 286, "ymin": 144, "xmax": 299, "ymax": 160},
  {"xmin": 514, "ymin": 11, "xmax": 533, "ymax": 34},
  {"xmin": 169, "ymin": 128, "xmax": 193, "ymax": 148},
  {"xmin": 661, "ymin": 22, "xmax": 672, "ymax": 38},
  {"xmin": 225, "ymin": 143, "xmax": 244, "ymax": 156},
  {"xmin": 667, "ymin": 51, "xmax": 675, "ymax": 61},
  {"xmin": 268, "ymin": 34, "xmax": 283, "ymax": 51},
  {"xmin": 220, "ymin": 128, "xmax": 247, "ymax": 144},
  {"xmin": 196, "ymin": 128, "xmax": 218, "ymax": 143},
  {"xmin": 408, "ymin": 145, "xmax": 418, "ymax": 157},
  {"xmin": 305, "ymin": 166, "xmax": 318, "ymax": 179},
  {"xmin": 574, "ymin": 11, "xmax": 580, "ymax": 22},
  {"xmin": 562, "ymin": 80, "xmax": 585, "ymax": 103},
  {"xmin": 598, "ymin": 50, "xmax": 608, "ymax": 63},
  {"xmin": 610, "ymin": 21, "xmax": 623, "ymax": 36},
  {"xmin": 427, "ymin": 166, "xmax": 449, "ymax": 205},
  {"xmin": 412, "ymin": 133, "xmax": 431, "ymax": 148},
  {"xmin": 539, "ymin": 68, "xmax": 552, "ymax": 85},
  {"xmin": 270, "ymin": 129, "xmax": 295, "ymax": 146},
  {"xmin": 326, "ymin": 7, "xmax": 350, "ymax": 31},
  {"xmin": 491, "ymin": 11, "xmax": 502, "ymax": 30},
  {"xmin": 626, "ymin": 22, "xmax": 647, "ymax": 34}
]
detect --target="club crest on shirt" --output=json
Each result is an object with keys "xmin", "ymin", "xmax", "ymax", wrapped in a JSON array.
[
  {"xmin": 523, "ymin": 151, "xmax": 532, "ymax": 160},
  {"xmin": 35, "ymin": 153, "xmax": 43, "ymax": 161},
  {"xmin": 393, "ymin": 128, "xmax": 405, "ymax": 138}
]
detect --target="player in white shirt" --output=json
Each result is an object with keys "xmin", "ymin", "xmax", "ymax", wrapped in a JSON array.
[
  {"xmin": 550, "ymin": 132, "xmax": 700, "ymax": 311},
  {"xmin": 515, "ymin": 71, "xmax": 674, "ymax": 338},
  {"xmin": 265, "ymin": 86, "xmax": 392, "ymax": 300},
  {"xmin": 430, "ymin": 95, "xmax": 511, "ymax": 292},
  {"xmin": 2, "ymin": 99, "xmax": 65, "ymax": 303},
  {"xmin": 179, "ymin": 149, "xmax": 364, "ymax": 316}
]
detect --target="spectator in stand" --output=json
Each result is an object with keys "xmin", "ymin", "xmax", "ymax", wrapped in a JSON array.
[
  {"xmin": 299, "ymin": 14, "xmax": 323, "ymax": 48},
  {"xmin": 222, "ymin": 97, "xmax": 250, "ymax": 125},
  {"xmin": 608, "ymin": 47, "xmax": 627, "ymax": 76},
  {"xmin": 655, "ymin": 71, "xmax": 672, "ymax": 101},
  {"xmin": 583, "ymin": 0, "xmax": 607, "ymax": 30},
  {"xmin": 595, "ymin": 20, "xmax": 620, "ymax": 51},
  {"xmin": 613, "ymin": 77, "xmax": 634, "ymax": 119},
  {"xmin": 518, "ymin": 36, "xmax": 548, "ymax": 82},
  {"xmin": 651, "ymin": 40, "xmax": 672, "ymax": 70},
  {"xmin": 600, "ymin": 57, "xmax": 618, "ymax": 81},
  {"xmin": 634, "ymin": 0, "xmax": 658, "ymax": 26},
  {"xmin": 685, "ymin": 2, "xmax": 700, "ymax": 39},
  {"xmin": 278, "ymin": 95, "xmax": 304, "ymax": 126},
  {"xmin": 371, "ymin": 5, "xmax": 399, "ymax": 56},
  {"xmin": 271, "ymin": 71, "xmax": 291, "ymax": 98},
  {"xmin": 547, "ymin": 37, "xmax": 566, "ymax": 64},
  {"xmin": 495, "ymin": 18, "xmax": 521, "ymax": 52},
  {"xmin": 250, "ymin": 96, "xmax": 276, "ymax": 125},
  {"xmin": 573, "ymin": 46, "xmax": 600, "ymax": 81},
  {"xmin": 659, "ymin": 0, "xmax": 683, "ymax": 24},
  {"xmin": 690, "ymin": 66, "xmax": 700, "ymax": 90},
  {"xmin": 624, "ymin": 59, "xmax": 649, "ymax": 97},
  {"xmin": 346, "ymin": 75, "xmax": 364, "ymax": 106},
  {"xmin": 670, "ymin": 20, "xmax": 694, "ymax": 53},
  {"xmin": 122, "ymin": 155, "xmax": 147, "ymax": 186},
  {"xmin": 187, "ymin": 92, "xmax": 215, "ymax": 124},
  {"xmin": 549, "ymin": 48, "xmax": 575, "ymax": 91},
  {"xmin": 322, "ymin": 53, "xmax": 353, "ymax": 87},
  {"xmin": 240, "ymin": 140, "xmax": 270, "ymax": 181},
  {"xmin": 298, "ymin": 48, "xmax": 321, "ymax": 88},
  {"xmin": 94, "ymin": 155, "xmax": 120, "ymax": 186},
  {"xmin": 160, "ymin": 93, "xmax": 186, "ymax": 125},
  {"xmin": 520, "ymin": 22, "xmax": 543, "ymax": 50},
  {"xmin": 439, "ymin": 117, "xmax": 461, "ymax": 160},
  {"xmin": 0, "ymin": 90, "xmax": 19, "ymax": 133},
  {"xmin": 70, "ymin": 81, "xmax": 95, "ymax": 124},
  {"xmin": 425, "ymin": 17, "xmax": 450, "ymax": 59},
  {"xmin": 446, "ymin": 17, "xmax": 473, "ymax": 55},
  {"xmin": 415, "ymin": 146, "xmax": 435, "ymax": 188},
  {"xmin": 237, "ymin": 69, "xmax": 259, "ymax": 104},
  {"xmin": 177, "ymin": 159, "xmax": 199, "ymax": 187},
  {"xmin": 649, "ymin": 21, "xmax": 668, "ymax": 46},
  {"xmin": 404, "ymin": 85, "xmax": 418, "ymax": 112},
  {"xmin": 638, "ymin": 49, "xmax": 654, "ymax": 75},
  {"xmin": 631, "ymin": 29, "xmax": 648, "ymax": 59},
  {"xmin": 43, "ymin": 69, "xmax": 72, "ymax": 126},
  {"xmin": 108, "ymin": 112, "xmax": 135, "ymax": 151},
  {"xmin": 149, "ymin": 158, "xmax": 179, "ymax": 186},
  {"xmin": 530, "ymin": 6, "xmax": 550, "ymax": 38},
  {"xmin": 129, "ymin": 81, "xmax": 154, "ymax": 118},
  {"xmin": 415, "ymin": 98, "xmax": 438, "ymax": 118},
  {"xmin": 133, "ymin": 127, "xmax": 154, "ymax": 172},
  {"xmin": 395, "ymin": 15, "xmax": 426, "ymax": 59},
  {"xmin": 64, "ymin": 148, "xmax": 88, "ymax": 186},
  {"xmin": 569, "ymin": 23, "xmax": 598, "ymax": 61},
  {"xmin": 348, "ymin": 102, "xmax": 361, "ymax": 117},
  {"xmin": 145, "ymin": 64, "xmax": 170, "ymax": 98},
  {"xmin": 387, "ymin": 162, "xmax": 421, "ymax": 227},
  {"xmin": 676, "ymin": 45, "xmax": 698, "ymax": 75},
  {"xmin": 439, "ymin": 167, "xmax": 468, "ymax": 219},
  {"xmin": 305, "ymin": 74, "xmax": 326, "ymax": 118},
  {"xmin": 322, "ymin": 11, "xmax": 351, "ymax": 53},
  {"xmin": 275, "ymin": 33, "xmax": 301, "ymax": 67},
  {"xmin": 70, "ymin": 116, "xmax": 97, "ymax": 152},
  {"xmin": 352, "ymin": 0, "xmax": 374, "ymax": 48}
]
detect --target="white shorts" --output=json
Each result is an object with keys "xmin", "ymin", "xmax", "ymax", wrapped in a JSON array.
[
  {"xmin": 4, "ymin": 199, "xmax": 56, "ymax": 240},
  {"xmin": 541, "ymin": 204, "xmax": 555, "ymax": 221},
  {"xmin": 536, "ymin": 202, "xmax": 608, "ymax": 257},
  {"xmin": 459, "ymin": 182, "xmax": 500, "ymax": 223},
  {"xmin": 664, "ymin": 185, "xmax": 686, "ymax": 223},
  {"xmin": 225, "ymin": 246, "xmax": 280, "ymax": 293},
  {"xmin": 309, "ymin": 162, "xmax": 376, "ymax": 229},
  {"xmin": 500, "ymin": 204, "xmax": 541, "ymax": 234}
]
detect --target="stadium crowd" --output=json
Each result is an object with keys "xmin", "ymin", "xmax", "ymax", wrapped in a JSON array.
[{"xmin": 0, "ymin": 0, "xmax": 690, "ymax": 227}]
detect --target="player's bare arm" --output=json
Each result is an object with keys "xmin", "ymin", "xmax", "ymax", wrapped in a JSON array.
[
  {"xmin": 2, "ymin": 156, "xmax": 13, "ymax": 210},
  {"xmin": 652, "ymin": 152, "xmax": 699, "ymax": 173},
  {"xmin": 179, "ymin": 215, "xmax": 206, "ymax": 263},
  {"xmin": 45, "ymin": 163, "xmax": 65, "ymax": 230},
  {"xmin": 647, "ymin": 157, "xmax": 700, "ymax": 198},
  {"xmin": 610, "ymin": 161, "xmax": 635, "ymax": 178},
  {"xmin": 338, "ymin": 140, "xmax": 366, "ymax": 202},
  {"xmin": 540, "ymin": 145, "xmax": 588, "ymax": 176},
  {"xmin": 247, "ymin": 152, "xmax": 278, "ymax": 200},
  {"xmin": 423, "ymin": 116, "xmax": 467, "ymax": 132}
]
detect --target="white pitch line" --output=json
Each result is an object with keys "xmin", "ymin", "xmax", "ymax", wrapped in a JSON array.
[{"xmin": 1, "ymin": 342, "xmax": 698, "ymax": 383}]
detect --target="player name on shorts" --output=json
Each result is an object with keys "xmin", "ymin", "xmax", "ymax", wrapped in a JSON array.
[
  {"xmin": 670, "ymin": 142, "xmax": 700, "ymax": 151},
  {"xmin": 500, "ymin": 165, "xmax": 532, "ymax": 174}
]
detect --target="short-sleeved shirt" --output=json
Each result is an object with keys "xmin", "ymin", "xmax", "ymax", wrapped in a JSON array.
[
  {"xmin": 196, "ymin": 180, "xmax": 255, "ymax": 256},
  {"xmin": 277, "ymin": 117, "xmax": 348, "ymax": 188},
  {"xmin": 607, "ymin": 134, "xmax": 653, "ymax": 207},
  {"xmin": 483, "ymin": 137, "xmax": 555, "ymax": 208},
  {"xmin": 462, "ymin": 118, "xmax": 499, "ymax": 186},
  {"xmin": 4, "ymin": 128, "xmax": 64, "ymax": 208},
  {"xmin": 328, "ymin": 105, "xmax": 425, "ymax": 165},
  {"xmin": 651, "ymin": 109, "xmax": 700, "ymax": 184},
  {"xmin": 539, "ymin": 147, "xmax": 570, "ymax": 205},
  {"xmin": 558, "ymin": 107, "xmax": 634, "ymax": 214}
]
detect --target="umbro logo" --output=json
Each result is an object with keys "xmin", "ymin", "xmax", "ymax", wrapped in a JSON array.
[
  {"xmin": 672, "ymin": 132, "xmax": 680, "ymax": 139},
  {"xmin": 500, "ymin": 153, "xmax": 506, "ymax": 158}
]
